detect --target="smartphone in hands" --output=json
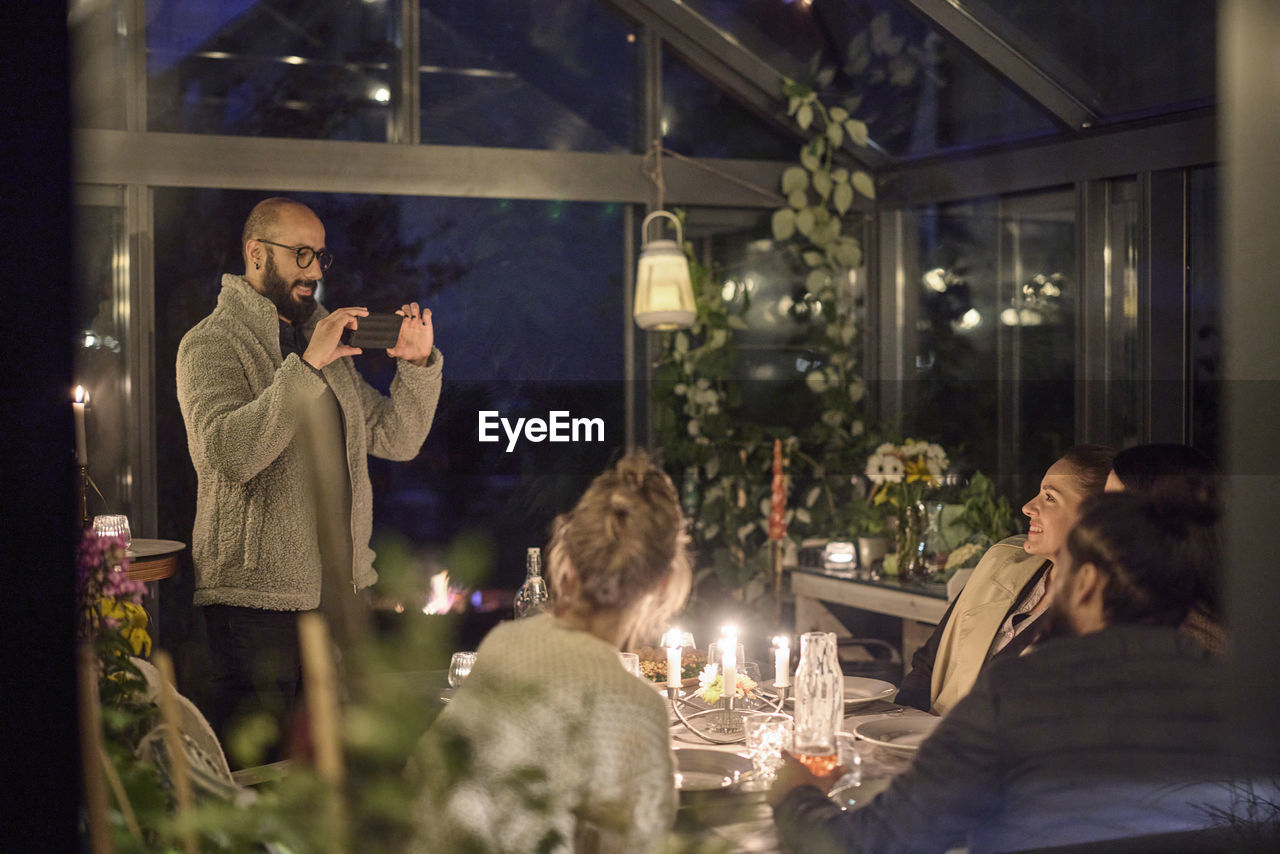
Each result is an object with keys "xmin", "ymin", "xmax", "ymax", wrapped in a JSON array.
[{"xmin": 340, "ymin": 312, "xmax": 402, "ymax": 349}]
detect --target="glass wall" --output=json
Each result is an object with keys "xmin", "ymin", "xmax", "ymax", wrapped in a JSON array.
[
  {"xmin": 901, "ymin": 188, "xmax": 1076, "ymax": 504},
  {"xmin": 152, "ymin": 188, "xmax": 628, "ymax": 597}
]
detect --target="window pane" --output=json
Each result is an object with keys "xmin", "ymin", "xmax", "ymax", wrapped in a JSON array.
[
  {"xmin": 662, "ymin": 52, "xmax": 797, "ymax": 159},
  {"xmin": 978, "ymin": 0, "xmax": 1216, "ymax": 120},
  {"xmin": 74, "ymin": 192, "xmax": 133, "ymax": 517},
  {"xmin": 154, "ymin": 189, "xmax": 627, "ymax": 600},
  {"xmin": 907, "ymin": 190, "xmax": 1076, "ymax": 504},
  {"xmin": 147, "ymin": 1, "xmax": 396, "ymax": 140},
  {"xmin": 683, "ymin": 0, "xmax": 1060, "ymax": 159},
  {"xmin": 1188, "ymin": 166, "xmax": 1221, "ymax": 459},
  {"xmin": 419, "ymin": 0, "xmax": 638, "ymax": 151}
]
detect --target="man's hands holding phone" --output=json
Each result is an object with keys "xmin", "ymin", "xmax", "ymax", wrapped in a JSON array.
[{"xmin": 303, "ymin": 303, "xmax": 433, "ymax": 370}]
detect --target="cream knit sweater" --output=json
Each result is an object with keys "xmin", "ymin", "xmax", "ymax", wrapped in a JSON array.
[{"xmin": 415, "ymin": 614, "xmax": 677, "ymax": 854}]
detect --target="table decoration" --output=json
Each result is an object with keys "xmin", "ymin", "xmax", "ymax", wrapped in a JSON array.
[
  {"xmin": 865, "ymin": 440, "xmax": 950, "ymax": 582},
  {"xmin": 665, "ymin": 627, "xmax": 788, "ymax": 744}
]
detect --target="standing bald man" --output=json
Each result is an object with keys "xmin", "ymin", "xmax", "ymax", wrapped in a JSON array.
[{"xmin": 177, "ymin": 197, "xmax": 442, "ymax": 764}]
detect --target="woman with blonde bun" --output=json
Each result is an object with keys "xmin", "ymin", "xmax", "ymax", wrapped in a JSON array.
[{"xmin": 413, "ymin": 451, "xmax": 691, "ymax": 854}]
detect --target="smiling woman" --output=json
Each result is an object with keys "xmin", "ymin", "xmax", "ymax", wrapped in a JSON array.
[{"xmin": 895, "ymin": 444, "xmax": 1114, "ymax": 715}]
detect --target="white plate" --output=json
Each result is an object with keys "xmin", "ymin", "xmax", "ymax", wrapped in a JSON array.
[
  {"xmin": 783, "ymin": 676, "xmax": 897, "ymax": 709},
  {"xmin": 853, "ymin": 715, "xmax": 940, "ymax": 752},
  {"xmin": 672, "ymin": 748, "xmax": 753, "ymax": 791}
]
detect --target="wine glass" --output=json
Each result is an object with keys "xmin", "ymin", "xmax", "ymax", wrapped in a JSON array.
[
  {"xmin": 448, "ymin": 651, "xmax": 477, "ymax": 688},
  {"xmin": 618, "ymin": 652, "xmax": 642, "ymax": 678},
  {"xmin": 743, "ymin": 713, "xmax": 794, "ymax": 785},
  {"xmin": 92, "ymin": 514, "xmax": 132, "ymax": 549}
]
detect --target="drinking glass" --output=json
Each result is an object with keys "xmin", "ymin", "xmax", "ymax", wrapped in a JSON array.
[
  {"xmin": 92, "ymin": 514, "xmax": 132, "ymax": 548},
  {"xmin": 448, "ymin": 651, "xmax": 477, "ymax": 688},
  {"xmin": 829, "ymin": 730, "xmax": 863, "ymax": 791},
  {"xmin": 743, "ymin": 713, "xmax": 794, "ymax": 785},
  {"xmin": 618, "ymin": 651, "xmax": 642, "ymax": 678}
]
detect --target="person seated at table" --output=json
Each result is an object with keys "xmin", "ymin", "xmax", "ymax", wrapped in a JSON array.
[
  {"xmin": 1106, "ymin": 442, "xmax": 1226, "ymax": 653},
  {"xmin": 769, "ymin": 489, "xmax": 1245, "ymax": 854},
  {"xmin": 896, "ymin": 444, "xmax": 1114, "ymax": 715},
  {"xmin": 411, "ymin": 451, "xmax": 691, "ymax": 854}
]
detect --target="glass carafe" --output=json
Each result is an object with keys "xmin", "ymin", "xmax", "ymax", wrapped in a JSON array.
[
  {"xmin": 792, "ymin": 631, "xmax": 843, "ymax": 773},
  {"xmin": 514, "ymin": 547, "xmax": 551, "ymax": 618}
]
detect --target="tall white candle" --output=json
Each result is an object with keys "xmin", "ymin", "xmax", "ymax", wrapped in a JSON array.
[
  {"xmin": 773, "ymin": 635, "xmax": 790, "ymax": 688},
  {"xmin": 73, "ymin": 385, "xmax": 88, "ymax": 466},
  {"xmin": 721, "ymin": 626, "xmax": 737, "ymax": 703},
  {"xmin": 666, "ymin": 635, "xmax": 682, "ymax": 689}
]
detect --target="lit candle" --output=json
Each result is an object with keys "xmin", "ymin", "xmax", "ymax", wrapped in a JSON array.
[
  {"xmin": 665, "ymin": 629, "xmax": 682, "ymax": 689},
  {"xmin": 773, "ymin": 635, "xmax": 790, "ymax": 688},
  {"xmin": 721, "ymin": 625, "xmax": 737, "ymax": 703},
  {"xmin": 73, "ymin": 385, "xmax": 88, "ymax": 466}
]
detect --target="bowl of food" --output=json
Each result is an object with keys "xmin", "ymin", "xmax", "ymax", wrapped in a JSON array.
[{"xmin": 635, "ymin": 645, "xmax": 708, "ymax": 688}]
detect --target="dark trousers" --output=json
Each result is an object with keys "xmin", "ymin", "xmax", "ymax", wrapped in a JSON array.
[{"xmin": 202, "ymin": 604, "xmax": 309, "ymax": 767}]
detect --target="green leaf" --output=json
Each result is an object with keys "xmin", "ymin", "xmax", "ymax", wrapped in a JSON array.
[
  {"xmin": 727, "ymin": 315, "xmax": 749, "ymax": 330},
  {"xmin": 781, "ymin": 166, "xmax": 809, "ymax": 194},
  {"xmin": 832, "ymin": 167, "xmax": 849, "ymax": 184},
  {"xmin": 795, "ymin": 208, "xmax": 816, "ymax": 237},
  {"xmin": 834, "ymin": 238, "xmax": 863, "ymax": 268},
  {"xmin": 833, "ymin": 182, "xmax": 854, "ymax": 215},
  {"xmin": 796, "ymin": 104, "xmax": 813, "ymax": 131},
  {"xmin": 802, "ymin": 250, "xmax": 825, "ymax": 268},
  {"xmin": 787, "ymin": 190, "xmax": 809, "ymax": 210},
  {"xmin": 826, "ymin": 122, "xmax": 844, "ymax": 148},
  {"xmin": 771, "ymin": 208, "xmax": 796, "ymax": 241},
  {"xmin": 806, "ymin": 269, "xmax": 829, "ymax": 292},
  {"xmin": 812, "ymin": 170, "xmax": 833, "ymax": 199},
  {"xmin": 845, "ymin": 119, "xmax": 869, "ymax": 147},
  {"xmin": 851, "ymin": 170, "xmax": 876, "ymax": 199},
  {"xmin": 829, "ymin": 106, "xmax": 849, "ymax": 123},
  {"xmin": 815, "ymin": 67, "xmax": 835, "ymax": 88},
  {"xmin": 800, "ymin": 144, "xmax": 822, "ymax": 172}
]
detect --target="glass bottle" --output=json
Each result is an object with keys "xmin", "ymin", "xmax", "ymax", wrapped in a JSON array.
[
  {"xmin": 792, "ymin": 631, "xmax": 844, "ymax": 773},
  {"xmin": 514, "ymin": 547, "xmax": 550, "ymax": 618}
]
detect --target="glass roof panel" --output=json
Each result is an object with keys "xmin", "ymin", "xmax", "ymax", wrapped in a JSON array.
[
  {"xmin": 683, "ymin": 0, "xmax": 1061, "ymax": 159},
  {"xmin": 662, "ymin": 52, "xmax": 798, "ymax": 159},
  {"xmin": 419, "ymin": 0, "xmax": 638, "ymax": 151},
  {"xmin": 974, "ymin": 0, "xmax": 1216, "ymax": 121}
]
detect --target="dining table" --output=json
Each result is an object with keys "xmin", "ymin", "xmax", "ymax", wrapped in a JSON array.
[{"xmin": 667, "ymin": 681, "xmax": 937, "ymax": 854}]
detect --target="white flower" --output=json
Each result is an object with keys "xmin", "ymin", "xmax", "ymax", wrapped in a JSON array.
[
  {"xmin": 698, "ymin": 662, "xmax": 719, "ymax": 690},
  {"xmin": 875, "ymin": 442, "xmax": 898, "ymax": 456},
  {"xmin": 687, "ymin": 419, "xmax": 701, "ymax": 438},
  {"xmin": 821, "ymin": 409, "xmax": 843, "ymax": 427},
  {"xmin": 865, "ymin": 453, "xmax": 904, "ymax": 484},
  {"xmin": 901, "ymin": 441, "xmax": 930, "ymax": 459}
]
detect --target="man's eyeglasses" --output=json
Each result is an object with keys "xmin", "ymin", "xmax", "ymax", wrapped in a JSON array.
[{"xmin": 255, "ymin": 238, "xmax": 333, "ymax": 272}]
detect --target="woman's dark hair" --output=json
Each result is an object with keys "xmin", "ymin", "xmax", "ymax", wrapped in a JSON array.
[
  {"xmin": 545, "ymin": 450, "xmax": 691, "ymax": 640},
  {"xmin": 1110, "ymin": 443, "xmax": 1221, "ymax": 611},
  {"xmin": 1066, "ymin": 491, "xmax": 1219, "ymax": 627},
  {"xmin": 1057, "ymin": 444, "xmax": 1117, "ymax": 496}
]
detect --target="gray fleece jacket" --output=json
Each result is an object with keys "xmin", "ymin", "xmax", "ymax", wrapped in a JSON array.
[{"xmin": 176, "ymin": 274, "xmax": 442, "ymax": 610}]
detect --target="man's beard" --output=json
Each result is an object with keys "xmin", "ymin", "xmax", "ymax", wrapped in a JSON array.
[
  {"xmin": 1033, "ymin": 593, "xmax": 1079, "ymax": 644},
  {"xmin": 262, "ymin": 252, "xmax": 317, "ymax": 324}
]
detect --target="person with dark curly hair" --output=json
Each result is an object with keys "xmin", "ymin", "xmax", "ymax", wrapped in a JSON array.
[{"xmin": 770, "ymin": 488, "xmax": 1246, "ymax": 854}]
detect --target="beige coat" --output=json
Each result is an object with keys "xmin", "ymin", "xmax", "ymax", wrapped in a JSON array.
[
  {"xmin": 930, "ymin": 535, "xmax": 1048, "ymax": 715},
  {"xmin": 176, "ymin": 274, "xmax": 442, "ymax": 611}
]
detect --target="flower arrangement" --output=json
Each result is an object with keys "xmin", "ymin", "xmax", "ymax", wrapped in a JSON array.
[
  {"xmin": 76, "ymin": 530, "xmax": 151, "ymax": 658},
  {"xmin": 695, "ymin": 662, "xmax": 759, "ymax": 705},
  {"xmin": 864, "ymin": 440, "xmax": 950, "ymax": 580}
]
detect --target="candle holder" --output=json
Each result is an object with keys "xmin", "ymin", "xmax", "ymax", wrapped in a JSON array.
[
  {"xmin": 79, "ymin": 465, "xmax": 91, "ymax": 530},
  {"xmin": 666, "ymin": 684, "xmax": 789, "ymax": 745}
]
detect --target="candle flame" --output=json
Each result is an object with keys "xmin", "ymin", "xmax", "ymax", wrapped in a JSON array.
[
  {"xmin": 74, "ymin": 385, "xmax": 86, "ymax": 403},
  {"xmin": 773, "ymin": 635, "xmax": 790, "ymax": 649},
  {"xmin": 422, "ymin": 570, "xmax": 461, "ymax": 615}
]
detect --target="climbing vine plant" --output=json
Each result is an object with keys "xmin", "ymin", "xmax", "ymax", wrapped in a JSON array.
[{"xmin": 651, "ymin": 80, "xmax": 882, "ymax": 614}]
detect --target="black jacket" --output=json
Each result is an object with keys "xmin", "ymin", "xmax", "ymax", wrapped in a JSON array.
[{"xmin": 774, "ymin": 625, "xmax": 1242, "ymax": 853}]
